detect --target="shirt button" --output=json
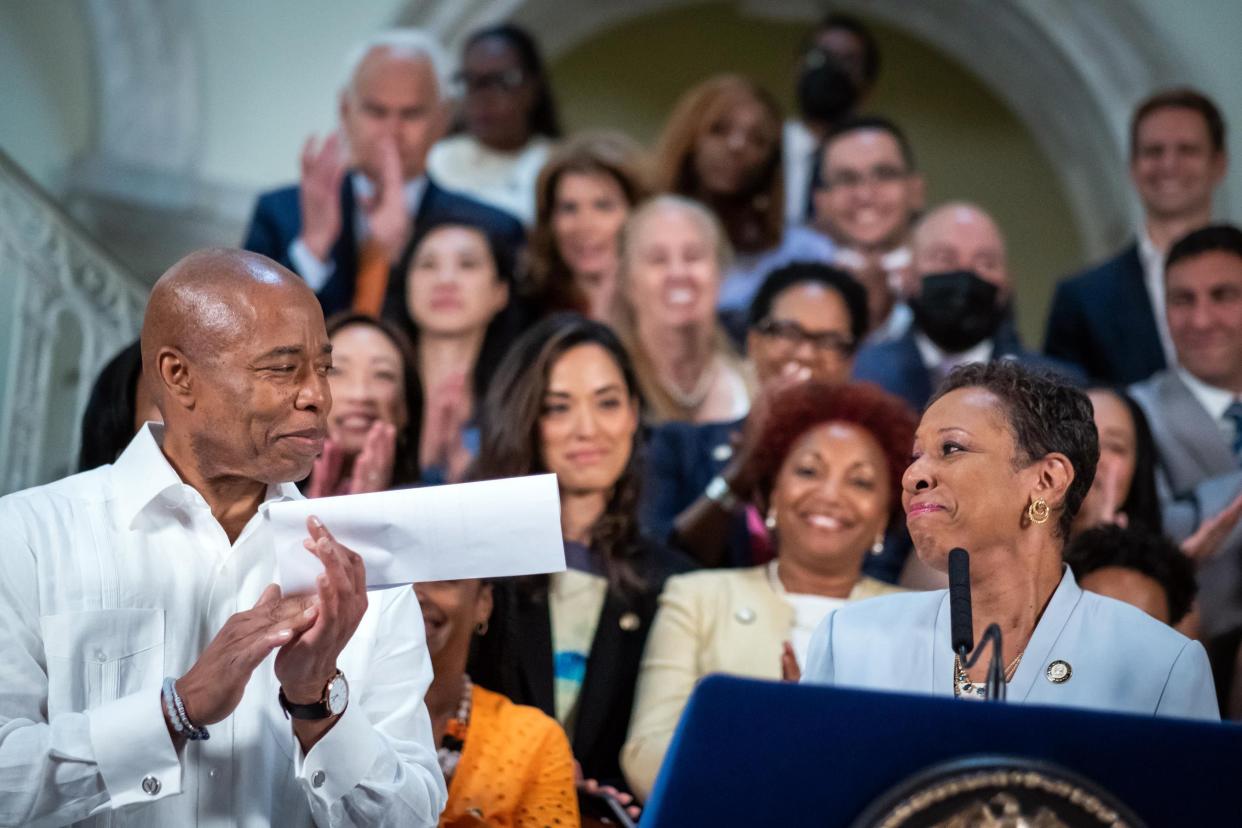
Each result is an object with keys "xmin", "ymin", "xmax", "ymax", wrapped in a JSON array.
[
  {"xmin": 94, "ymin": 650, "xmax": 107, "ymax": 663},
  {"xmin": 142, "ymin": 776, "xmax": 162, "ymax": 796},
  {"xmin": 311, "ymin": 770, "xmax": 326, "ymax": 789},
  {"xmin": 208, "ymin": 769, "xmax": 217, "ymax": 779}
]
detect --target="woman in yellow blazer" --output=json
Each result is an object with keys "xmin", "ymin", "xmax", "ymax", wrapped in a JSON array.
[{"xmin": 621, "ymin": 381, "xmax": 915, "ymax": 800}]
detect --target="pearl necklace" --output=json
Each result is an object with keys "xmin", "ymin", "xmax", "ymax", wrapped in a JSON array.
[
  {"xmin": 437, "ymin": 674, "xmax": 473, "ymax": 780},
  {"xmin": 953, "ymin": 652, "xmax": 1023, "ymax": 699},
  {"xmin": 656, "ymin": 358, "xmax": 719, "ymax": 412}
]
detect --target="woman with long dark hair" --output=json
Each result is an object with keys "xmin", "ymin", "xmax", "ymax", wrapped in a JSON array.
[
  {"xmin": 383, "ymin": 218, "xmax": 523, "ymax": 483},
  {"xmin": 468, "ymin": 313, "xmax": 689, "ymax": 795},
  {"xmin": 304, "ymin": 312, "xmax": 422, "ymax": 495}
]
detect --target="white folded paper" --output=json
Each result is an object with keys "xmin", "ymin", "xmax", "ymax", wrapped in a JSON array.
[{"xmin": 270, "ymin": 474, "xmax": 565, "ymax": 594}]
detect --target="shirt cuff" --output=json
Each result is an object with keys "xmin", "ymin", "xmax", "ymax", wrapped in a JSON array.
[
  {"xmin": 294, "ymin": 699, "xmax": 385, "ymax": 804},
  {"xmin": 289, "ymin": 237, "xmax": 335, "ymax": 293},
  {"xmin": 88, "ymin": 688, "xmax": 183, "ymax": 808}
]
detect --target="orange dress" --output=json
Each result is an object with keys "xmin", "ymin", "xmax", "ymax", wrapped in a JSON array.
[{"xmin": 439, "ymin": 685, "xmax": 580, "ymax": 828}]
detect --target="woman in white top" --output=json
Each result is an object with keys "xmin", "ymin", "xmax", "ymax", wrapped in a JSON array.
[
  {"xmin": 428, "ymin": 24, "xmax": 561, "ymax": 224},
  {"xmin": 621, "ymin": 380, "xmax": 915, "ymax": 800},
  {"xmin": 612, "ymin": 195, "xmax": 752, "ymax": 424}
]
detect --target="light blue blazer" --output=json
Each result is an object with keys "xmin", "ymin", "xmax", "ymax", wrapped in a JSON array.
[{"xmin": 802, "ymin": 568, "xmax": 1219, "ymax": 721}]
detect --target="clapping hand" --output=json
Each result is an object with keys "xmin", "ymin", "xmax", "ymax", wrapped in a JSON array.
[
  {"xmin": 174, "ymin": 586, "xmax": 319, "ymax": 731},
  {"xmin": 299, "ymin": 132, "xmax": 349, "ymax": 261},
  {"xmin": 274, "ymin": 517, "xmax": 369, "ymax": 711},
  {"xmin": 1182, "ymin": 490, "xmax": 1242, "ymax": 564},
  {"xmin": 306, "ymin": 422, "xmax": 397, "ymax": 497},
  {"xmin": 359, "ymin": 137, "xmax": 411, "ymax": 260},
  {"xmin": 422, "ymin": 373, "xmax": 473, "ymax": 483}
]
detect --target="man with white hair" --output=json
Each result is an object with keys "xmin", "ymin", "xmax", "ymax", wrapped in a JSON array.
[
  {"xmin": 852, "ymin": 201, "xmax": 1083, "ymax": 411},
  {"xmin": 244, "ymin": 29, "xmax": 525, "ymax": 316}
]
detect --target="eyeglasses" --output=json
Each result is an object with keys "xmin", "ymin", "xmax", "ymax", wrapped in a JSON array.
[
  {"xmin": 754, "ymin": 318, "xmax": 855, "ymax": 355},
  {"xmin": 821, "ymin": 164, "xmax": 909, "ymax": 191},
  {"xmin": 454, "ymin": 69, "xmax": 527, "ymax": 95}
]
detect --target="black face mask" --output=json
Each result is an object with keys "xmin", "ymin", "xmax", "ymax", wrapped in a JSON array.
[
  {"xmin": 797, "ymin": 49, "xmax": 859, "ymax": 125},
  {"xmin": 909, "ymin": 270, "xmax": 1006, "ymax": 353}
]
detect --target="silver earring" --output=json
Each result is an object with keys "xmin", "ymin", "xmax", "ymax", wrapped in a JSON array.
[
  {"xmin": 765, "ymin": 508, "xmax": 777, "ymax": 531},
  {"xmin": 871, "ymin": 534, "xmax": 885, "ymax": 556}
]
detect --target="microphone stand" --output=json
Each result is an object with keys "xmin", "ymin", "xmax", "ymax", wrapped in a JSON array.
[{"xmin": 961, "ymin": 622, "xmax": 1006, "ymax": 702}]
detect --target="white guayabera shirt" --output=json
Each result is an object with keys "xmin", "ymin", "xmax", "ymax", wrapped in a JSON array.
[{"xmin": 0, "ymin": 424, "xmax": 446, "ymax": 827}]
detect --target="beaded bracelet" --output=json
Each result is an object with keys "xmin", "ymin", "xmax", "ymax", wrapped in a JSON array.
[{"xmin": 162, "ymin": 677, "xmax": 210, "ymax": 741}]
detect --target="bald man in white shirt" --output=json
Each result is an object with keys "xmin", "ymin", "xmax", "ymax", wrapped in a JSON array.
[{"xmin": 0, "ymin": 249, "xmax": 445, "ymax": 826}]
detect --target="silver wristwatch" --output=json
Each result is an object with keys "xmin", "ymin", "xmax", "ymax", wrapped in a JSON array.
[{"xmin": 705, "ymin": 475, "xmax": 739, "ymax": 511}]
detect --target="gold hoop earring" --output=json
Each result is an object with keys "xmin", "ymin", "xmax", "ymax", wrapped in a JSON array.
[
  {"xmin": 1027, "ymin": 498, "xmax": 1050, "ymax": 525},
  {"xmin": 475, "ymin": 620, "xmax": 489, "ymax": 636}
]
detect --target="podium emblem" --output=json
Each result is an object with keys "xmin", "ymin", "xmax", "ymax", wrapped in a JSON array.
[
  {"xmin": 1046, "ymin": 660, "xmax": 1072, "ymax": 683},
  {"xmin": 851, "ymin": 755, "xmax": 1144, "ymax": 827}
]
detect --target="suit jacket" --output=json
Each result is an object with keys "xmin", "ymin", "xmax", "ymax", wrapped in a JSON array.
[
  {"xmin": 621, "ymin": 565, "xmax": 901, "ymax": 800},
  {"xmin": 242, "ymin": 175, "xmax": 525, "ymax": 317},
  {"xmin": 1131, "ymin": 370, "xmax": 1242, "ymax": 638},
  {"xmin": 640, "ymin": 420, "xmax": 912, "ymax": 582},
  {"xmin": 802, "ymin": 567, "xmax": 1219, "ymax": 721},
  {"xmin": 1129, "ymin": 369, "xmax": 1237, "ymax": 497},
  {"xmin": 852, "ymin": 325, "xmax": 1085, "ymax": 413},
  {"xmin": 467, "ymin": 539, "xmax": 688, "ymax": 789},
  {"xmin": 1043, "ymin": 243, "xmax": 1167, "ymax": 385}
]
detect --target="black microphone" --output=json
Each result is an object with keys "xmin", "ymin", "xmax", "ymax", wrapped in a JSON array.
[{"xmin": 948, "ymin": 547, "xmax": 973, "ymax": 659}]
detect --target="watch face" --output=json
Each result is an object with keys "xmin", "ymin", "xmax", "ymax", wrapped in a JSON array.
[{"xmin": 327, "ymin": 675, "xmax": 349, "ymax": 715}]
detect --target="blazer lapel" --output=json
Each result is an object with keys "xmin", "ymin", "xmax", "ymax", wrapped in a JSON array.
[
  {"xmin": 572, "ymin": 589, "xmax": 638, "ymax": 765},
  {"xmin": 896, "ymin": 333, "xmax": 934, "ymax": 410},
  {"xmin": 1010, "ymin": 568, "xmax": 1082, "ymax": 702},
  {"xmin": 1159, "ymin": 373, "xmax": 1236, "ymax": 484},
  {"xmin": 513, "ymin": 589, "xmax": 556, "ymax": 718},
  {"xmin": 1111, "ymin": 244, "xmax": 1166, "ymax": 373}
]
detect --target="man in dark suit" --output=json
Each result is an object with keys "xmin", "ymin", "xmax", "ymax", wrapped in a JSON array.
[
  {"xmin": 1044, "ymin": 88, "xmax": 1228, "ymax": 385},
  {"xmin": 853, "ymin": 202, "xmax": 1082, "ymax": 413},
  {"xmin": 1130, "ymin": 225, "xmax": 1242, "ymax": 642},
  {"xmin": 243, "ymin": 29, "xmax": 524, "ymax": 317}
]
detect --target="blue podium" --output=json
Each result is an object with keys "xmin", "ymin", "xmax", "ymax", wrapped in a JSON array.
[{"xmin": 642, "ymin": 675, "xmax": 1242, "ymax": 826}]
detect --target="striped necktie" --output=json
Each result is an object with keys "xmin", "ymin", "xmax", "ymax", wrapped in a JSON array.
[{"xmin": 1225, "ymin": 400, "xmax": 1242, "ymax": 463}]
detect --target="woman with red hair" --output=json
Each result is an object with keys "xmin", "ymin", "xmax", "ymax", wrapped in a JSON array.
[{"xmin": 620, "ymin": 380, "xmax": 915, "ymax": 800}]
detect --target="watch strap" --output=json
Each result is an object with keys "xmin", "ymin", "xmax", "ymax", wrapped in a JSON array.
[{"xmin": 278, "ymin": 670, "xmax": 342, "ymax": 720}]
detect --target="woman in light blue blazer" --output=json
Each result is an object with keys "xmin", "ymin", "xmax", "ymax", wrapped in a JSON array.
[{"xmin": 802, "ymin": 361, "xmax": 1219, "ymax": 720}]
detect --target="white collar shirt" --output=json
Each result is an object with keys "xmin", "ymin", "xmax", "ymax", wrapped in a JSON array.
[
  {"xmin": 914, "ymin": 332, "xmax": 995, "ymax": 380},
  {"xmin": 1178, "ymin": 365, "xmax": 1241, "ymax": 444},
  {"xmin": 1139, "ymin": 227, "xmax": 1177, "ymax": 365},
  {"xmin": 0, "ymin": 424, "xmax": 445, "ymax": 827}
]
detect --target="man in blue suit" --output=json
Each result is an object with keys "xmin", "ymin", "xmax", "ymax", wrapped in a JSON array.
[
  {"xmin": 853, "ymin": 202, "xmax": 1081, "ymax": 413},
  {"xmin": 243, "ymin": 29, "xmax": 524, "ymax": 317},
  {"xmin": 1043, "ymin": 88, "xmax": 1227, "ymax": 385}
]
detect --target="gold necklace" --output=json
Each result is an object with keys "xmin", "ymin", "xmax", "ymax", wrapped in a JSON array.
[{"xmin": 953, "ymin": 652, "xmax": 1023, "ymax": 698}]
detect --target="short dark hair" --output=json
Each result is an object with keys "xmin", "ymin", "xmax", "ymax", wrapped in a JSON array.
[
  {"xmin": 464, "ymin": 24, "xmax": 562, "ymax": 139},
  {"xmin": 934, "ymin": 362, "xmax": 1099, "ymax": 540},
  {"xmin": 746, "ymin": 261, "xmax": 869, "ymax": 347},
  {"xmin": 823, "ymin": 114, "xmax": 916, "ymax": 171},
  {"xmin": 739, "ymin": 380, "xmax": 916, "ymax": 522},
  {"xmin": 1130, "ymin": 87, "xmax": 1226, "ymax": 158},
  {"xmin": 813, "ymin": 13, "xmax": 881, "ymax": 87},
  {"xmin": 1065, "ymin": 524, "xmax": 1197, "ymax": 625},
  {"xmin": 79, "ymin": 340, "xmax": 144, "ymax": 472},
  {"xmin": 1165, "ymin": 223, "xmax": 1242, "ymax": 273}
]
